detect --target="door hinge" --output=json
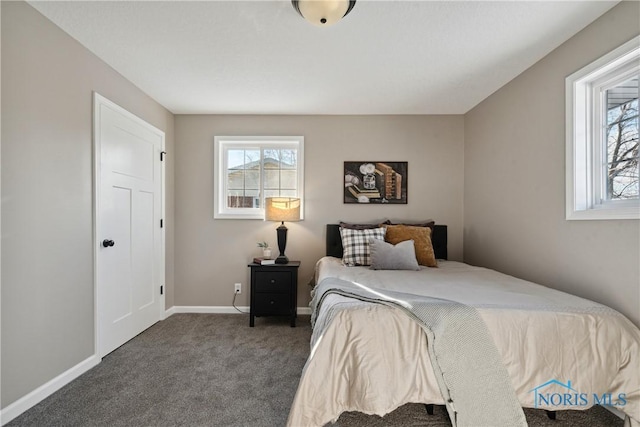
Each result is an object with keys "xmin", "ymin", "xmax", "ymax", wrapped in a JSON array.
[
  {"xmin": 160, "ymin": 219, "xmax": 164, "ymax": 228},
  {"xmin": 160, "ymin": 285, "xmax": 164, "ymax": 295},
  {"xmin": 160, "ymin": 151, "xmax": 166, "ymax": 161}
]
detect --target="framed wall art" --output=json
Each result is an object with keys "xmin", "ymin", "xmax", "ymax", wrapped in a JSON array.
[{"xmin": 344, "ymin": 161, "xmax": 408, "ymax": 204}]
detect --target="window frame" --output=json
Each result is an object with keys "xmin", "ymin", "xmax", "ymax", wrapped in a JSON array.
[
  {"xmin": 566, "ymin": 36, "xmax": 640, "ymax": 220},
  {"xmin": 214, "ymin": 136, "xmax": 304, "ymax": 220}
]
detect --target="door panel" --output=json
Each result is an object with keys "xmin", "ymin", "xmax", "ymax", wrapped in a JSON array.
[
  {"xmin": 108, "ymin": 186, "xmax": 133, "ymax": 322},
  {"xmin": 103, "ymin": 109, "xmax": 156, "ymax": 181},
  {"xmin": 134, "ymin": 190, "xmax": 155, "ymax": 310}
]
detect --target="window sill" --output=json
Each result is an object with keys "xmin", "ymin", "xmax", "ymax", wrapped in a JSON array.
[
  {"xmin": 567, "ymin": 205, "xmax": 640, "ymax": 220},
  {"xmin": 214, "ymin": 212, "xmax": 265, "ymax": 220}
]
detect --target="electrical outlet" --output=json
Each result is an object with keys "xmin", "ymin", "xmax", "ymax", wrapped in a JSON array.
[{"xmin": 234, "ymin": 283, "xmax": 241, "ymax": 294}]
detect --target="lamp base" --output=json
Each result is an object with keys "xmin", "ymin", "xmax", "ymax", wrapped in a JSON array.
[
  {"xmin": 275, "ymin": 255, "xmax": 289, "ymax": 264},
  {"xmin": 275, "ymin": 222, "xmax": 289, "ymax": 264}
]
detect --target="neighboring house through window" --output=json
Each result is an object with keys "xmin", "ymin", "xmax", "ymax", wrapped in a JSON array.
[
  {"xmin": 214, "ymin": 136, "xmax": 304, "ymax": 219},
  {"xmin": 566, "ymin": 36, "xmax": 639, "ymax": 220}
]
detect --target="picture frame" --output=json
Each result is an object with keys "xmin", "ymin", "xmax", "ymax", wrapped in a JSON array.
[{"xmin": 344, "ymin": 161, "xmax": 408, "ymax": 204}]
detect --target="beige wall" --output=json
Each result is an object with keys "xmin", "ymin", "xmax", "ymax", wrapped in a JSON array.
[
  {"xmin": 1, "ymin": 1, "xmax": 175, "ymax": 408},
  {"xmin": 174, "ymin": 115, "xmax": 464, "ymax": 307},
  {"xmin": 464, "ymin": 1, "xmax": 640, "ymax": 327}
]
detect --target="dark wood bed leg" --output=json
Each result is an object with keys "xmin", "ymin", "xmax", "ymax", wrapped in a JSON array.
[
  {"xmin": 424, "ymin": 404, "xmax": 434, "ymax": 415},
  {"xmin": 546, "ymin": 410, "xmax": 556, "ymax": 420}
]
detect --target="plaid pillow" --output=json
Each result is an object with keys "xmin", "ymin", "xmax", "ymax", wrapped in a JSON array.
[{"xmin": 340, "ymin": 227, "xmax": 386, "ymax": 266}]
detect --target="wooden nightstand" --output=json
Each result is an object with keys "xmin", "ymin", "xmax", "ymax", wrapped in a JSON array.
[{"xmin": 248, "ymin": 261, "xmax": 300, "ymax": 327}]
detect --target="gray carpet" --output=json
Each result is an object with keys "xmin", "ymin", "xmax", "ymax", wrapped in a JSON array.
[{"xmin": 8, "ymin": 313, "xmax": 623, "ymax": 427}]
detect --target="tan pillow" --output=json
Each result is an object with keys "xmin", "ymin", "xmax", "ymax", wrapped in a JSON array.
[
  {"xmin": 384, "ymin": 225, "xmax": 438, "ymax": 267},
  {"xmin": 388, "ymin": 220, "xmax": 435, "ymax": 230}
]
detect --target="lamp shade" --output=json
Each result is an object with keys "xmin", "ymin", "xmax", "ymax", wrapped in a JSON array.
[
  {"xmin": 292, "ymin": 0, "xmax": 356, "ymax": 27},
  {"xmin": 264, "ymin": 197, "xmax": 301, "ymax": 222}
]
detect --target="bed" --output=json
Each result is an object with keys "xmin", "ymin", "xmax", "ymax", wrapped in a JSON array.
[{"xmin": 287, "ymin": 224, "xmax": 640, "ymax": 427}]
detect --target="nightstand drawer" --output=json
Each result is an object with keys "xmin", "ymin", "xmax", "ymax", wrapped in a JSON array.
[
  {"xmin": 254, "ymin": 271, "xmax": 291, "ymax": 293},
  {"xmin": 254, "ymin": 292, "xmax": 290, "ymax": 314}
]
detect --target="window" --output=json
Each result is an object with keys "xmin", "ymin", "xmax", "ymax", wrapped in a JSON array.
[
  {"xmin": 566, "ymin": 36, "xmax": 639, "ymax": 220},
  {"xmin": 214, "ymin": 136, "xmax": 304, "ymax": 219}
]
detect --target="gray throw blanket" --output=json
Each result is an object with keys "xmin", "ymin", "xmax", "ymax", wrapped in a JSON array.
[{"xmin": 312, "ymin": 278, "xmax": 528, "ymax": 427}]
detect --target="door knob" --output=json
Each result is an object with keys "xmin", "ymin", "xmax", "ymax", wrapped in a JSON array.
[{"xmin": 102, "ymin": 239, "xmax": 115, "ymax": 248}]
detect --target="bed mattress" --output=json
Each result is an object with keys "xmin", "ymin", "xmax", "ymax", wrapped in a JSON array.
[{"xmin": 287, "ymin": 257, "xmax": 640, "ymax": 426}]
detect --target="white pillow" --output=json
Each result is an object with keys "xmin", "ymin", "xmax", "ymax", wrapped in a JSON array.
[{"xmin": 369, "ymin": 239, "xmax": 420, "ymax": 271}]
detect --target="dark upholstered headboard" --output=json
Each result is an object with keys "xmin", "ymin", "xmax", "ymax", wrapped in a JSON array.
[{"xmin": 326, "ymin": 224, "xmax": 448, "ymax": 260}]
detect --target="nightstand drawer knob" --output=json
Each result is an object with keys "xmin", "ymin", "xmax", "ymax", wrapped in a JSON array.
[
  {"xmin": 270, "ymin": 279, "xmax": 275, "ymax": 283},
  {"xmin": 270, "ymin": 300, "xmax": 275, "ymax": 305}
]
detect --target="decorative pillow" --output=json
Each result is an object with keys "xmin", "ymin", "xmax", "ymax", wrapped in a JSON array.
[
  {"xmin": 340, "ymin": 227, "xmax": 386, "ymax": 266},
  {"xmin": 339, "ymin": 220, "xmax": 391, "ymax": 230},
  {"xmin": 388, "ymin": 219, "xmax": 435, "ymax": 230},
  {"xmin": 384, "ymin": 225, "xmax": 438, "ymax": 267},
  {"xmin": 369, "ymin": 239, "xmax": 420, "ymax": 271}
]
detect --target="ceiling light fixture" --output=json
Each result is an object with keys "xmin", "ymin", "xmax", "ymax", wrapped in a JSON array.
[{"xmin": 291, "ymin": 0, "xmax": 356, "ymax": 27}]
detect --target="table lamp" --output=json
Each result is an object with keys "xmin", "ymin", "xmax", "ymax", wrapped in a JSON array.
[{"xmin": 264, "ymin": 197, "xmax": 300, "ymax": 264}]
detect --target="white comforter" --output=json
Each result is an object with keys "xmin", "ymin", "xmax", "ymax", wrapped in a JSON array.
[{"xmin": 287, "ymin": 257, "xmax": 640, "ymax": 427}]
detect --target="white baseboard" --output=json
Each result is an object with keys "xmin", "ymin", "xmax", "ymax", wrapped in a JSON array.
[
  {"xmin": 166, "ymin": 306, "xmax": 311, "ymax": 316},
  {"xmin": 298, "ymin": 307, "xmax": 312, "ymax": 315},
  {"xmin": 1, "ymin": 355, "xmax": 100, "ymax": 426}
]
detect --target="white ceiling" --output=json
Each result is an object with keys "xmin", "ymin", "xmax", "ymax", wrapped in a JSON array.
[{"xmin": 29, "ymin": 1, "xmax": 618, "ymax": 115}]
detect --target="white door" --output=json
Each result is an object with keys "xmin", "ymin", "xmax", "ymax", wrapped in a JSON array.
[{"xmin": 94, "ymin": 93, "xmax": 165, "ymax": 357}]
